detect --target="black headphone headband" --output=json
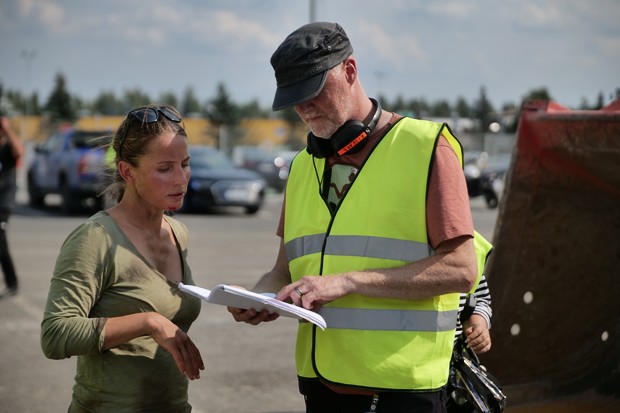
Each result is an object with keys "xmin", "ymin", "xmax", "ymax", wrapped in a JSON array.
[
  {"xmin": 306, "ymin": 98, "xmax": 382, "ymax": 158},
  {"xmin": 363, "ymin": 98, "xmax": 382, "ymax": 135}
]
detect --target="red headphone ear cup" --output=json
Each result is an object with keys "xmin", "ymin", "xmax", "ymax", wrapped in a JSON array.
[{"xmin": 329, "ymin": 120, "xmax": 366, "ymax": 155}]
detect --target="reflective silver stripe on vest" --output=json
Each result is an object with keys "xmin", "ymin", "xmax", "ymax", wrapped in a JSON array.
[
  {"xmin": 318, "ymin": 307, "xmax": 458, "ymax": 332},
  {"xmin": 285, "ymin": 233, "xmax": 326, "ymax": 260},
  {"xmin": 285, "ymin": 234, "xmax": 432, "ymax": 262}
]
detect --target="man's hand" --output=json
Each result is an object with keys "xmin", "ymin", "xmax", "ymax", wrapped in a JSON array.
[
  {"xmin": 276, "ymin": 275, "xmax": 353, "ymax": 311},
  {"xmin": 227, "ymin": 306, "xmax": 280, "ymax": 325}
]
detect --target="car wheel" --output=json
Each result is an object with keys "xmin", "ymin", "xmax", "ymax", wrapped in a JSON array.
[
  {"xmin": 178, "ymin": 194, "xmax": 193, "ymax": 213},
  {"xmin": 27, "ymin": 172, "xmax": 45, "ymax": 207},
  {"xmin": 485, "ymin": 193, "xmax": 499, "ymax": 209},
  {"xmin": 245, "ymin": 205, "xmax": 259, "ymax": 215},
  {"xmin": 60, "ymin": 179, "xmax": 82, "ymax": 214}
]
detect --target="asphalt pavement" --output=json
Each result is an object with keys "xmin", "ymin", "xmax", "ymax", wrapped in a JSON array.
[{"xmin": 0, "ymin": 185, "xmax": 498, "ymax": 413}]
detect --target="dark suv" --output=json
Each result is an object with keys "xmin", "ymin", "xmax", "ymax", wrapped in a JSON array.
[{"xmin": 27, "ymin": 128, "xmax": 111, "ymax": 213}]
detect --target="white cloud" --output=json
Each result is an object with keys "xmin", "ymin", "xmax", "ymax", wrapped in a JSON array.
[
  {"xmin": 427, "ymin": 1, "xmax": 474, "ymax": 19},
  {"xmin": 36, "ymin": 0, "xmax": 66, "ymax": 33},
  {"xmin": 0, "ymin": 0, "xmax": 617, "ymax": 109},
  {"xmin": 356, "ymin": 23, "xmax": 428, "ymax": 71},
  {"xmin": 17, "ymin": 0, "xmax": 35, "ymax": 16},
  {"xmin": 522, "ymin": 2, "xmax": 569, "ymax": 27}
]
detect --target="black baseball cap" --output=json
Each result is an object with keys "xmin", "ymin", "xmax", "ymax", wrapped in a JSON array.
[{"xmin": 270, "ymin": 22, "xmax": 353, "ymax": 111}]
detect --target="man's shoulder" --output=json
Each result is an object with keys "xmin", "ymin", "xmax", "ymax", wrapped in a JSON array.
[
  {"xmin": 396, "ymin": 116, "xmax": 443, "ymax": 129},
  {"xmin": 386, "ymin": 117, "xmax": 445, "ymax": 143}
]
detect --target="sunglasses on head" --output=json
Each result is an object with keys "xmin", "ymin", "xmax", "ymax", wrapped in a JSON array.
[
  {"xmin": 117, "ymin": 106, "xmax": 182, "ymax": 159},
  {"xmin": 128, "ymin": 106, "xmax": 182, "ymax": 124}
]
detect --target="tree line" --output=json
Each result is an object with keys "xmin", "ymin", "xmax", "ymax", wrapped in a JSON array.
[{"xmin": 1, "ymin": 71, "xmax": 617, "ymax": 136}]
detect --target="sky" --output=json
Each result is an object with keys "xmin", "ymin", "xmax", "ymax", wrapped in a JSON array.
[{"xmin": 1, "ymin": 0, "xmax": 619, "ymax": 112}]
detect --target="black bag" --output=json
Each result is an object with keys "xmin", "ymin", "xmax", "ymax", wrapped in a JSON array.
[{"xmin": 446, "ymin": 335, "xmax": 507, "ymax": 413}]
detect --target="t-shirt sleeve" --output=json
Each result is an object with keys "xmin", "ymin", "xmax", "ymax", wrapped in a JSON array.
[
  {"xmin": 426, "ymin": 136, "xmax": 474, "ymax": 249},
  {"xmin": 41, "ymin": 220, "xmax": 113, "ymax": 359},
  {"xmin": 276, "ymin": 195, "xmax": 286, "ymax": 238}
]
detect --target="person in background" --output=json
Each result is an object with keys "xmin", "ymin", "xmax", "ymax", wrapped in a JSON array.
[
  {"xmin": 456, "ymin": 274, "xmax": 492, "ymax": 354},
  {"xmin": 228, "ymin": 22, "xmax": 480, "ymax": 413},
  {"xmin": 446, "ymin": 230, "xmax": 494, "ymax": 412},
  {"xmin": 447, "ymin": 273, "xmax": 494, "ymax": 412},
  {"xmin": 41, "ymin": 104, "xmax": 205, "ymax": 412},
  {"xmin": 0, "ymin": 115, "xmax": 25, "ymax": 298}
]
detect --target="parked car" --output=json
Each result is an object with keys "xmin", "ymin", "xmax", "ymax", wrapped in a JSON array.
[
  {"xmin": 464, "ymin": 151, "xmax": 488, "ymax": 198},
  {"xmin": 465, "ymin": 152, "xmax": 512, "ymax": 209},
  {"xmin": 255, "ymin": 150, "xmax": 300, "ymax": 192},
  {"xmin": 182, "ymin": 145, "xmax": 266, "ymax": 214},
  {"xmin": 27, "ymin": 127, "xmax": 111, "ymax": 213},
  {"xmin": 479, "ymin": 153, "xmax": 512, "ymax": 208},
  {"xmin": 232, "ymin": 145, "xmax": 273, "ymax": 171}
]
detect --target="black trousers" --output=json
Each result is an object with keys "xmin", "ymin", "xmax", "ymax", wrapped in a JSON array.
[
  {"xmin": 0, "ymin": 208, "xmax": 17, "ymax": 289},
  {"xmin": 301, "ymin": 380, "xmax": 447, "ymax": 413}
]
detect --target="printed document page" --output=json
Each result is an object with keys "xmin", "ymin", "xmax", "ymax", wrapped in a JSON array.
[{"xmin": 178, "ymin": 283, "xmax": 326, "ymax": 330}]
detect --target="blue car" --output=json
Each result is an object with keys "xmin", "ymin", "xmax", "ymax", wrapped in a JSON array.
[{"xmin": 27, "ymin": 127, "xmax": 111, "ymax": 213}]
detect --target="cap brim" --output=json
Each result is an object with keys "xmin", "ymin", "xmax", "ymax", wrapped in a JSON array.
[{"xmin": 272, "ymin": 70, "xmax": 328, "ymax": 111}]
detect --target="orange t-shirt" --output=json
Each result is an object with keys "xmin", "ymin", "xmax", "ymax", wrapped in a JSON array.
[{"xmin": 276, "ymin": 114, "xmax": 473, "ymax": 250}]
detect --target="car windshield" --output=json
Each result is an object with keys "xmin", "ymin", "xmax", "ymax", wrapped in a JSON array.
[
  {"xmin": 190, "ymin": 147, "xmax": 236, "ymax": 169},
  {"xmin": 73, "ymin": 131, "xmax": 111, "ymax": 149}
]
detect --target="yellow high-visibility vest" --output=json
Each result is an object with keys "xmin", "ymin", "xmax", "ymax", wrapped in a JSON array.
[{"xmin": 284, "ymin": 117, "xmax": 465, "ymax": 391}]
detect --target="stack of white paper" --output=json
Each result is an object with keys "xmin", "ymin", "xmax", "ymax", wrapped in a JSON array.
[{"xmin": 178, "ymin": 283, "xmax": 326, "ymax": 330}]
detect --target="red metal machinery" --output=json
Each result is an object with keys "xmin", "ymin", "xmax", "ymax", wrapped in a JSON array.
[{"xmin": 482, "ymin": 99, "xmax": 620, "ymax": 412}]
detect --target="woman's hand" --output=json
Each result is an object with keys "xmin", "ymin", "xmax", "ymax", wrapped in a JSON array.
[
  {"xmin": 463, "ymin": 314, "xmax": 492, "ymax": 354},
  {"xmin": 148, "ymin": 313, "xmax": 205, "ymax": 380}
]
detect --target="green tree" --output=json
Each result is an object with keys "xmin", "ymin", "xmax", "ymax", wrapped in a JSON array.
[
  {"xmin": 1, "ymin": 84, "xmax": 40, "ymax": 116},
  {"xmin": 206, "ymin": 82, "xmax": 241, "ymax": 150},
  {"xmin": 28, "ymin": 91, "xmax": 41, "ymax": 115},
  {"xmin": 388, "ymin": 95, "xmax": 407, "ymax": 115},
  {"xmin": 121, "ymin": 89, "xmax": 152, "ymax": 112},
  {"xmin": 522, "ymin": 87, "xmax": 552, "ymax": 103},
  {"xmin": 44, "ymin": 72, "xmax": 77, "ymax": 123},
  {"xmin": 157, "ymin": 90, "xmax": 178, "ymax": 109},
  {"xmin": 594, "ymin": 91, "xmax": 604, "ymax": 110},
  {"xmin": 455, "ymin": 96, "xmax": 471, "ymax": 118},
  {"xmin": 278, "ymin": 106, "xmax": 305, "ymax": 149},
  {"xmin": 238, "ymin": 99, "xmax": 270, "ymax": 119},
  {"xmin": 579, "ymin": 97, "xmax": 590, "ymax": 110},
  {"xmin": 504, "ymin": 88, "xmax": 553, "ymax": 133},
  {"xmin": 92, "ymin": 90, "xmax": 122, "ymax": 115},
  {"xmin": 3, "ymin": 89, "xmax": 23, "ymax": 114},
  {"xmin": 472, "ymin": 86, "xmax": 494, "ymax": 133},
  {"xmin": 430, "ymin": 99, "xmax": 452, "ymax": 117},
  {"xmin": 180, "ymin": 86, "xmax": 202, "ymax": 116},
  {"xmin": 407, "ymin": 97, "xmax": 430, "ymax": 119}
]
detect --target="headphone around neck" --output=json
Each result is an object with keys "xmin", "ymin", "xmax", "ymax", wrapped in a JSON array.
[{"xmin": 306, "ymin": 98, "xmax": 382, "ymax": 158}]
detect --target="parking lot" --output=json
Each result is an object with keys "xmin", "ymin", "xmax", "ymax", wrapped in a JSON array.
[{"xmin": 0, "ymin": 182, "xmax": 498, "ymax": 412}]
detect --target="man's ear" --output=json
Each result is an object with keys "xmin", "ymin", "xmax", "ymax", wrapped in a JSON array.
[{"xmin": 343, "ymin": 56, "xmax": 357, "ymax": 83}]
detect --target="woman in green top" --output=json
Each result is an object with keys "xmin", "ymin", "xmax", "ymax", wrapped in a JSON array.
[{"xmin": 41, "ymin": 104, "xmax": 205, "ymax": 413}]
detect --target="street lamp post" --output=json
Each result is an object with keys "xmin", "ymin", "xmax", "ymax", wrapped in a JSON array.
[
  {"xmin": 20, "ymin": 49, "xmax": 37, "ymax": 139},
  {"xmin": 309, "ymin": 0, "xmax": 316, "ymax": 22}
]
